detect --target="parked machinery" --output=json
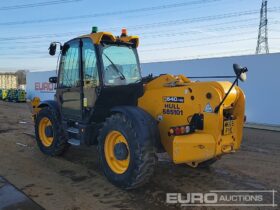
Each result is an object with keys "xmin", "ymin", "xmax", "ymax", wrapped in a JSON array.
[
  {"xmin": 2, "ymin": 89, "xmax": 8, "ymax": 101},
  {"xmin": 32, "ymin": 27, "xmax": 247, "ymax": 189},
  {"xmin": 15, "ymin": 89, "xmax": 26, "ymax": 102},
  {"xmin": 1, "ymin": 89, "xmax": 26, "ymax": 102}
]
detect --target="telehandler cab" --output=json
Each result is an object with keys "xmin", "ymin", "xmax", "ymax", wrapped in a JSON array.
[{"xmin": 32, "ymin": 27, "xmax": 247, "ymax": 189}]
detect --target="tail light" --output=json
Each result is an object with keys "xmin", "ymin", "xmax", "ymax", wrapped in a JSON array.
[
  {"xmin": 168, "ymin": 113, "xmax": 203, "ymax": 136},
  {"xmin": 168, "ymin": 125, "xmax": 192, "ymax": 136}
]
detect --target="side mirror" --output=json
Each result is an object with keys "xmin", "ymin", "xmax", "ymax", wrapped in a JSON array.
[
  {"xmin": 49, "ymin": 42, "xmax": 57, "ymax": 56},
  {"xmin": 233, "ymin": 64, "xmax": 248, "ymax": 82},
  {"xmin": 49, "ymin": 76, "xmax": 57, "ymax": 83}
]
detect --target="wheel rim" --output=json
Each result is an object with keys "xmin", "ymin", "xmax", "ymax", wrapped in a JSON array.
[
  {"xmin": 104, "ymin": 131, "xmax": 130, "ymax": 174},
  {"xmin": 39, "ymin": 117, "xmax": 54, "ymax": 147}
]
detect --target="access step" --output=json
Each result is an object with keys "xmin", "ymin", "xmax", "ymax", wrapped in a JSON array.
[
  {"xmin": 66, "ymin": 127, "xmax": 79, "ymax": 134},
  {"xmin": 67, "ymin": 138, "xmax": 80, "ymax": 146}
]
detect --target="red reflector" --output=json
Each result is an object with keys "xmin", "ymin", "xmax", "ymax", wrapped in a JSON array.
[{"xmin": 175, "ymin": 127, "xmax": 181, "ymax": 135}]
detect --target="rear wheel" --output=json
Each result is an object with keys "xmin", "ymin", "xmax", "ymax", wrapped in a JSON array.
[
  {"xmin": 35, "ymin": 107, "xmax": 69, "ymax": 156},
  {"xmin": 98, "ymin": 112, "xmax": 156, "ymax": 189}
]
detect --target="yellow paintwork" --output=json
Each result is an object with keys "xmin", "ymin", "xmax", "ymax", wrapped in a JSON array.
[
  {"xmin": 31, "ymin": 97, "xmax": 41, "ymax": 118},
  {"xmin": 39, "ymin": 117, "xmax": 53, "ymax": 147},
  {"xmin": 119, "ymin": 35, "xmax": 139, "ymax": 47},
  {"xmin": 138, "ymin": 74, "xmax": 245, "ymax": 165},
  {"xmin": 79, "ymin": 32, "xmax": 139, "ymax": 47},
  {"xmin": 104, "ymin": 130, "xmax": 130, "ymax": 174},
  {"xmin": 173, "ymin": 134, "xmax": 216, "ymax": 164}
]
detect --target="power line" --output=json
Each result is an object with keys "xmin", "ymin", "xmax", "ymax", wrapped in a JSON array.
[
  {"xmin": 0, "ymin": 21, "xmax": 278, "ymax": 51},
  {"xmin": 125, "ymin": 7, "xmax": 279, "ymax": 31},
  {"xmin": 1, "ymin": 6, "xmax": 278, "ymax": 31},
  {"xmin": 3, "ymin": 4, "xmax": 278, "ymax": 29},
  {"xmin": 140, "ymin": 49, "xmax": 253, "ymax": 63},
  {"xmin": 142, "ymin": 30, "xmax": 257, "ymax": 47},
  {"xmin": 2, "ymin": 21, "xmax": 278, "ymax": 55},
  {"xmin": 139, "ymin": 38, "xmax": 256, "ymax": 52},
  {"xmin": 143, "ymin": 21, "xmax": 279, "ymax": 39},
  {"xmin": 0, "ymin": 4, "xmax": 278, "ymax": 60},
  {"xmin": 0, "ymin": 7, "xmax": 278, "ymax": 38},
  {"xmin": 0, "ymin": 0, "xmax": 223, "ymax": 26},
  {"xmin": 0, "ymin": 17, "xmax": 260, "ymax": 42},
  {"xmin": 0, "ymin": 31, "xmax": 80, "ymax": 41},
  {"xmin": 0, "ymin": 37, "xmax": 256, "ymax": 56},
  {"xmin": 133, "ymin": 17, "xmax": 258, "ymax": 36},
  {"xmin": 0, "ymin": 0, "xmax": 83, "ymax": 11},
  {"xmin": 0, "ymin": 15, "xmax": 274, "ymax": 44},
  {"xmin": 0, "ymin": 33, "xmax": 254, "ymax": 52},
  {"xmin": 0, "ymin": 30, "xmax": 258, "ymax": 50},
  {"xmin": 0, "ymin": 49, "xmax": 254, "ymax": 60}
]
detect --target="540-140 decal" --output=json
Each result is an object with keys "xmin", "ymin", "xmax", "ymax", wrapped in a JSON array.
[
  {"xmin": 162, "ymin": 97, "xmax": 184, "ymax": 115},
  {"xmin": 163, "ymin": 96, "xmax": 184, "ymax": 103}
]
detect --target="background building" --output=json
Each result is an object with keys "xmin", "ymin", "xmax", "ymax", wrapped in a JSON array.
[
  {"xmin": 0, "ymin": 71, "xmax": 27, "ymax": 90},
  {"xmin": 0, "ymin": 73, "xmax": 18, "ymax": 89}
]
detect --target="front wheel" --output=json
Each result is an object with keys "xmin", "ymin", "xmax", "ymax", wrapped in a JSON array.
[
  {"xmin": 98, "ymin": 111, "xmax": 156, "ymax": 189},
  {"xmin": 35, "ymin": 107, "xmax": 69, "ymax": 156}
]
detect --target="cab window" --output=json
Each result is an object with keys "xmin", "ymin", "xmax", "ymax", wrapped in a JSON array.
[
  {"xmin": 101, "ymin": 44, "xmax": 141, "ymax": 86},
  {"xmin": 59, "ymin": 40, "xmax": 80, "ymax": 88},
  {"xmin": 82, "ymin": 38, "xmax": 99, "ymax": 87}
]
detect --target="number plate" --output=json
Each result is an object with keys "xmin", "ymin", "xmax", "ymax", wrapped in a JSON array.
[{"xmin": 223, "ymin": 120, "xmax": 234, "ymax": 135}]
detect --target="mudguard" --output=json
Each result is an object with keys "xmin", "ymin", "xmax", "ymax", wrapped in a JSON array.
[
  {"xmin": 111, "ymin": 106, "xmax": 162, "ymax": 151},
  {"xmin": 38, "ymin": 100, "xmax": 59, "ymax": 110},
  {"xmin": 37, "ymin": 100, "xmax": 61, "ymax": 118}
]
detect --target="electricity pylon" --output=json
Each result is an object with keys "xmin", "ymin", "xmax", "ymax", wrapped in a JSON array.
[{"xmin": 256, "ymin": 0, "xmax": 269, "ymax": 54}]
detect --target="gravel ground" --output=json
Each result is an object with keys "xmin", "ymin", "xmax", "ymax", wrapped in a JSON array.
[{"xmin": 0, "ymin": 101, "xmax": 279, "ymax": 210}]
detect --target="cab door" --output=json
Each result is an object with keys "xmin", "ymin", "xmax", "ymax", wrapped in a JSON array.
[
  {"xmin": 57, "ymin": 39, "xmax": 82, "ymax": 121},
  {"xmin": 82, "ymin": 38, "xmax": 100, "ymax": 120}
]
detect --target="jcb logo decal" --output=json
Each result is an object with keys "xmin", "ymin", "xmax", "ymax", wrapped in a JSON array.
[{"xmin": 163, "ymin": 96, "xmax": 184, "ymax": 103}]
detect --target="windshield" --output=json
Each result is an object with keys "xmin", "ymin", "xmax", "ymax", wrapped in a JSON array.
[{"xmin": 101, "ymin": 44, "xmax": 141, "ymax": 86}]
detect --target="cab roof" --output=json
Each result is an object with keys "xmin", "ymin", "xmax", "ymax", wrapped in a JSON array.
[{"xmin": 78, "ymin": 32, "xmax": 139, "ymax": 47}]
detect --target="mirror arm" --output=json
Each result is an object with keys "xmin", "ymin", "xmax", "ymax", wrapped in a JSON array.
[
  {"xmin": 51, "ymin": 42, "xmax": 63, "ymax": 49},
  {"xmin": 214, "ymin": 65, "xmax": 248, "ymax": 113},
  {"xmin": 214, "ymin": 76, "xmax": 239, "ymax": 113}
]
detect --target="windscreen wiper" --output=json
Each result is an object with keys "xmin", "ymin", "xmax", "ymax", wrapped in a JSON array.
[{"xmin": 103, "ymin": 53, "xmax": 126, "ymax": 80}]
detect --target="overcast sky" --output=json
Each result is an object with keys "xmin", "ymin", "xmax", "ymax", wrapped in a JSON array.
[{"xmin": 0, "ymin": 0, "xmax": 279, "ymax": 71}]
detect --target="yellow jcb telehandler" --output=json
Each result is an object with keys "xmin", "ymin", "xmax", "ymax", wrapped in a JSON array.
[{"xmin": 32, "ymin": 27, "xmax": 247, "ymax": 189}]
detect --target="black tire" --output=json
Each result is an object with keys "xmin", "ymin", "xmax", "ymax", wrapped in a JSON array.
[
  {"xmin": 35, "ymin": 107, "xmax": 69, "ymax": 156},
  {"xmin": 197, "ymin": 158, "xmax": 218, "ymax": 169},
  {"xmin": 98, "ymin": 111, "xmax": 156, "ymax": 189}
]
